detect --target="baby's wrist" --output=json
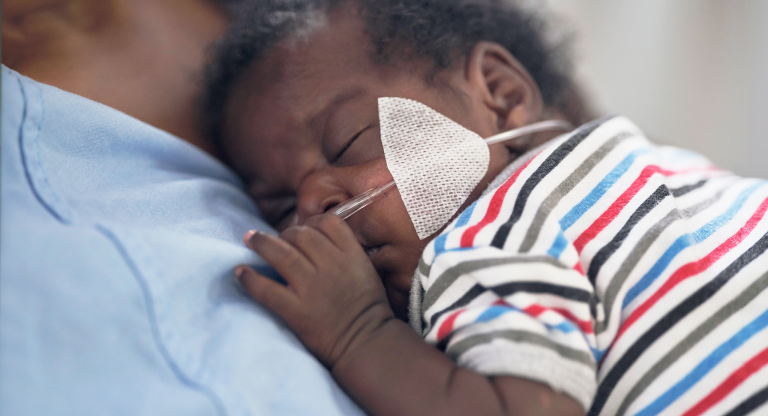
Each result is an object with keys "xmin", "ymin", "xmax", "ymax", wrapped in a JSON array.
[{"xmin": 328, "ymin": 301, "xmax": 396, "ymax": 370}]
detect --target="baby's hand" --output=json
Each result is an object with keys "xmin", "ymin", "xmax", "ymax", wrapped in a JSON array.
[{"xmin": 236, "ymin": 214, "xmax": 394, "ymax": 368}]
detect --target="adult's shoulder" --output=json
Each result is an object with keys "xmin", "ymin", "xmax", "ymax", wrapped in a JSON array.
[
  {"xmin": 1, "ymin": 67, "xmax": 363, "ymax": 416},
  {"xmin": 4, "ymin": 65, "xmax": 260, "ymax": 239}
]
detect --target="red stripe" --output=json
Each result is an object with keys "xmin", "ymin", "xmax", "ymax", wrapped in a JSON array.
[
  {"xmin": 573, "ymin": 165, "xmax": 673, "ymax": 253},
  {"xmin": 524, "ymin": 303, "xmax": 594, "ymax": 334},
  {"xmin": 460, "ymin": 157, "xmax": 537, "ymax": 247},
  {"xmin": 437, "ymin": 300, "xmax": 506, "ymax": 342},
  {"xmin": 437, "ymin": 309, "xmax": 464, "ymax": 342},
  {"xmin": 525, "ymin": 304, "xmax": 546, "ymax": 315},
  {"xmin": 681, "ymin": 347, "xmax": 768, "ymax": 416},
  {"xmin": 615, "ymin": 196, "xmax": 768, "ymax": 342}
]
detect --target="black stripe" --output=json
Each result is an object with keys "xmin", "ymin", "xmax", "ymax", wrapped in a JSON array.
[
  {"xmin": 428, "ymin": 284, "xmax": 485, "ymax": 334},
  {"xmin": 671, "ymin": 179, "xmax": 708, "ymax": 198},
  {"xmin": 588, "ymin": 231, "xmax": 768, "ymax": 416},
  {"xmin": 435, "ymin": 281, "xmax": 596, "ymax": 350},
  {"xmin": 492, "ymin": 281, "xmax": 593, "ymax": 303},
  {"xmin": 723, "ymin": 384, "xmax": 768, "ymax": 416},
  {"xmin": 490, "ymin": 116, "xmax": 612, "ymax": 248},
  {"xmin": 587, "ymin": 186, "xmax": 670, "ymax": 284}
]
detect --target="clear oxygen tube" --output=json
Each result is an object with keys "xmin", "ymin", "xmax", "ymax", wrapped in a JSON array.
[
  {"xmin": 330, "ymin": 119, "xmax": 573, "ymax": 221},
  {"xmin": 329, "ymin": 180, "xmax": 397, "ymax": 220}
]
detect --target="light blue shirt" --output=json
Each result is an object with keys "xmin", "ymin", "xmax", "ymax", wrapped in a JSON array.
[{"xmin": 0, "ymin": 66, "xmax": 362, "ymax": 416}]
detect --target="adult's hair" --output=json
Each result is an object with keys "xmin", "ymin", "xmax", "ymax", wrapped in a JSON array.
[{"xmin": 204, "ymin": 0, "xmax": 591, "ymax": 147}]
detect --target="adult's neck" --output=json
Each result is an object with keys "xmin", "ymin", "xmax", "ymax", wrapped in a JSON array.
[{"xmin": 2, "ymin": 0, "xmax": 227, "ymax": 158}]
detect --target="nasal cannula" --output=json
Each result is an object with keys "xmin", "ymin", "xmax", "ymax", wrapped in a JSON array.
[
  {"xmin": 330, "ymin": 180, "xmax": 397, "ymax": 220},
  {"xmin": 328, "ymin": 119, "xmax": 572, "ymax": 221}
]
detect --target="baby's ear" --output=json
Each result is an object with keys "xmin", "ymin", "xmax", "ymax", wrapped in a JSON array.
[{"xmin": 464, "ymin": 41, "xmax": 544, "ymax": 133}]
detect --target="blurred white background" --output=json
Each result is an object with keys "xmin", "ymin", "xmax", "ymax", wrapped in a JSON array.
[{"xmin": 547, "ymin": 0, "xmax": 768, "ymax": 177}]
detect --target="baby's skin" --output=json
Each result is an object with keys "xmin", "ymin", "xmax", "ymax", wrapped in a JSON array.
[{"xmin": 225, "ymin": 4, "xmax": 583, "ymax": 416}]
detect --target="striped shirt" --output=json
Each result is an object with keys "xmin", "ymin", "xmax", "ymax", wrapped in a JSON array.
[{"xmin": 410, "ymin": 116, "xmax": 768, "ymax": 415}]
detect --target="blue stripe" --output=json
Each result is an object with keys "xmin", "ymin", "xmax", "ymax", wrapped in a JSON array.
[
  {"xmin": 547, "ymin": 230, "xmax": 570, "ymax": 259},
  {"xmin": 635, "ymin": 308, "xmax": 768, "ymax": 416},
  {"xmin": 623, "ymin": 182, "xmax": 763, "ymax": 308},
  {"xmin": 546, "ymin": 150, "xmax": 644, "ymax": 259},
  {"xmin": 558, "ymin": 150, "xmax": 646, "ymax": 231},
  {"xmin": 623, "ymin": 236, "xmax": 693, "ymax": 307},
  {"xmin": 476, "ymin": 305, "xmax": 513, "ymax": 322},
  {"xmin": 692, "ymin": 182, "xmax": 763, "ymax": 243},
  {"xmin": 434, "ymin": 200, "xmax": 478, "ymax": 255},
  {"xmin": 473, "ymin": 305, "xmax": 578, "ymax": 334},
  {"xmin": 593, "ymin": 348, "xmax": 606, "ymax": 362},
  {"xmin": 554, "ymin": 321, "xmax": 578, "ymax": 334}
]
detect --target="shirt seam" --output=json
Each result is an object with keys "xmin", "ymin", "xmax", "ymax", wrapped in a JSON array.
[
  {"xmin": 15, "ymin": 71, "xmax": 75, "ymax": 224},
  {"xmin": 95, "ymin": 222, "xmax": 229, "ymax": 416}
]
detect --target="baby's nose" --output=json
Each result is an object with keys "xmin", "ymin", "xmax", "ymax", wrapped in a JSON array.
[
  {"xmin": 319, "ymin": 193, "xmax": 346, "ymax": 214},
  {"xmin": 295, "ymin": 178, "xmax": 350, "ymax": 225}
]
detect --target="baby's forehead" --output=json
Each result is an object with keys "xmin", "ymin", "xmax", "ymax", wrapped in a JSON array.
[
  {"xmin": 224, "ymin": 4, "xmax": 456, "ymax": 140},
  {"xmin": 230, "ymin": 19, "xmax": 371, "ymax": 107},
  {"xmin": 227, "ymin": 43, "xmax": 393, "ymax": 144}
]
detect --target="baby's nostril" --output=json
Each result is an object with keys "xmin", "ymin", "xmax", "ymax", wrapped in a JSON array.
[{"xmin": 323, "ymin": 201, "xmax": 340, "ymax": 213}]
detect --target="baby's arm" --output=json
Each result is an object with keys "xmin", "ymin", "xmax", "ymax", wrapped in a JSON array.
[{"xmin": 236, "ymin": 214, "xmax": 584, "ymax": 416}]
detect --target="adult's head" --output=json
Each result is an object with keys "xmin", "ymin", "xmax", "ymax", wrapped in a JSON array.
[
  {"xmin": 205, "ymin": 0, "xmax": 595, "ymax": 318},
  {"xmin": 2, "ymin": 0, "xmax": 234, "ymax": 155}
]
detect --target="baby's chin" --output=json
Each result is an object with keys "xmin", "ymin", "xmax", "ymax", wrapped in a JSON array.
[
  {"xmin": 382, "ymin": 273, "xmax": 412, "ymax": 321},
  {"xmin": 372, "ymin": 246, "xmax": 423, "ymax": 321},
  {"xmin": 353, "ymin": 201, "xmax": 449, "ymax": 320},
  {"xmin": 374, "ymin": 233, "xmax": 444, "ymax": 322}
]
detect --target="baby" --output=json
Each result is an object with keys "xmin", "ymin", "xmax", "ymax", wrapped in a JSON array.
[{"xmin": 205, "ymin": 1, "xmax": 768, "ymax": 416}]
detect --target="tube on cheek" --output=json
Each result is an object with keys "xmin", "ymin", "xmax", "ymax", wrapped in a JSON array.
[{"xmin": 330, "ymin": 97, "xmax": 573, "ymax": 239}]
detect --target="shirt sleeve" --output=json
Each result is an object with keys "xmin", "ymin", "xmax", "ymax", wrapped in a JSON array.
[
  {"xmin": 415, "ymin": 120, "xmax": 625, "ymax": 411},
  {"xmin": 418, "ymin": 244, "xmax": 598, "ymax": 411},
  {"xmin": 416, "ymin": 114, "xmax": 734, "ymax": 413}
]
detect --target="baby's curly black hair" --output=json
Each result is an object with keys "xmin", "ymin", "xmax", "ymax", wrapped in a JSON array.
[{"xmin": 204, "ymin": 0, "xmax": 590, "ymax": 146}]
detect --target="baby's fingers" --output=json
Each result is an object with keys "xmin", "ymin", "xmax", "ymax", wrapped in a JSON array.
[
  {"xmin": 303, "ymin": 213, "xmax": 364, "ymax": 253},
  {"xmin": 280, "ymin": 225, "xmax": 339, "ymax": 266},
  {"xmin": 244, "ymin": 231, "xmax": 314, "ymax": 285},
  {"xmin": 236, "ymin": 265, "xmax": 302, "ymax": 322}
]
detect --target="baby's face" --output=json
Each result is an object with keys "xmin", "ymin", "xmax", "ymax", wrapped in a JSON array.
[{"xmin": 222, "ymin": 6, "xmax": 515, "ymax": 319}]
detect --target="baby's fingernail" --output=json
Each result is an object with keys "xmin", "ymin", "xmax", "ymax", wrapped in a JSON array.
[
  {"xmin": 244, "ymin": 230, "xmax": 270, "ymax": 246},
  {"xmin": 234, "ymin": 266, "xmax": 246, "ymax": 284},
  {"xmin": 243, "ymin": 230, "xmax": 257, "ymax": 243}
]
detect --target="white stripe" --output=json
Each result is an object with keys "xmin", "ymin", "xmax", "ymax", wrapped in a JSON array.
[
  {"xmin": 599, "ymin": 253, "xmax": 768, "ymax": 414},
  {"xmin": 457, "ymin": 338, "xmax": 597, "ymax": 411}
]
